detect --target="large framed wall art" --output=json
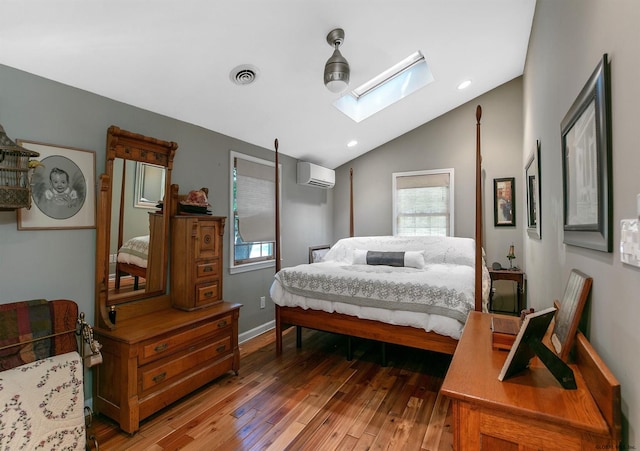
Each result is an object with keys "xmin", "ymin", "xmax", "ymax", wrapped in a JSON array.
[
  {"xmin": 560, "ymin": 54, "xmax": 612, "ymax": 252},
  {"xmin": 17, "ymin": 140, "xmax": 96, "ymax": 230}
]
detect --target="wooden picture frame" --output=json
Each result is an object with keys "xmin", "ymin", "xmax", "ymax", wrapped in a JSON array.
[
  {"xmin": 525, "ymin": 140, "xmax": 541, "ymax": 239},
  {"xmin": 551, "ymin": 269, "xmax": 593, "ymax": 362},
  {"xmin": 17, "ymin": 140, "xmax": 96, "ymax": 230},
  {"xmin": 493, "ymin": 177, "xmax": 515, "ymax": 227},
  {"xmin": 561, "ymin": 54, "xmax": 612, "ymax": 252}
]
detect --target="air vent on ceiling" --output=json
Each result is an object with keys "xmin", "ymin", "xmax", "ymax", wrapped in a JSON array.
[{"xmin": 230, "ymin": 65, "xmax": 259, "ymax": 85}]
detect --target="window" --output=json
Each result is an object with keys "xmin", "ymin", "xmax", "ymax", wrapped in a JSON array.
[
  {"xmin": 229, "ymin": 151, "xmax": 278, "ymax": 273},
  {"xmin": 392, "ymin": 169, "xmax": 454, "ymax": 236}
]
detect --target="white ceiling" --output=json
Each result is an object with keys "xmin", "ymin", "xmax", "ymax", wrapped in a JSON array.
[{"xmin": 0, "ymin": 1, "xmax": 535, "ymax": 169}]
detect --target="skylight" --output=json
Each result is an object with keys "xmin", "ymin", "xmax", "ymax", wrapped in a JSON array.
[{"xmin": 333, "ymin": 51, "xmax": 434, "ymax": 123}]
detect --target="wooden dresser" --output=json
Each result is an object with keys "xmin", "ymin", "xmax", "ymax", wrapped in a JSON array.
[
  {"xmin": 171, "ymin": 215, "xmax": 226, "ymax": 311},
  {"xmin": 440, "ymin": 312, "xmax": 621, "ymax": 450},
  {"xmin": 93, "ymin": 301, "xmax": 241, "ymax": 434}
]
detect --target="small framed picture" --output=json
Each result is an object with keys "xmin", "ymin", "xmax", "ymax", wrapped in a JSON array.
[
  {"xmin": 551, "ymin": 269, "xmax": 593, "ymax": 361},
  {"xmin": 525, "ymin": 140, "xmax": 541, "ymax": 239},
  {"xmin": 494, "ymin": 177, "xmax": 515, "ymax": 227},
  {"xmin": 17, "ymin": 140, "xmax": 96, "ymax": 230}
]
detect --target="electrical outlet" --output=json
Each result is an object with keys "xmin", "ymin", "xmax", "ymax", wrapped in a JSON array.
[{"xmin": 260, "ymin": 296, "xmax": 266, "ymax": 309}]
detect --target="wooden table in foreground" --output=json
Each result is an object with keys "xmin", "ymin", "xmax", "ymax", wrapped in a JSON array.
[{"xmin": 440, "ymin": 311, "xmax": 619, "ymax": 450}]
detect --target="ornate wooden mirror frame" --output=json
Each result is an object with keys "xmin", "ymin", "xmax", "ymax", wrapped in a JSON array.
[{"xmin": 95, "ymin": 126, "xmax": 177, "ymax": 329}]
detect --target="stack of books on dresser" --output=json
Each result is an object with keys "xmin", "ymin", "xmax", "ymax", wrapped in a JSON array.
[{"xmin": 491, "ymin": 315, "xmax": 522, "ymax": 351}]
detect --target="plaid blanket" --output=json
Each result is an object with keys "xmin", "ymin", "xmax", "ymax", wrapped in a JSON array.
[{"xmin": 0, "ymin": 299, "xmax": 78, "ymax": 371}]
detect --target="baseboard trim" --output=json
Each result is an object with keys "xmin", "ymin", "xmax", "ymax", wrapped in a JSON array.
[{"xmin": 239, "ymin": 320, "xmax": 275, "ymax": 344}]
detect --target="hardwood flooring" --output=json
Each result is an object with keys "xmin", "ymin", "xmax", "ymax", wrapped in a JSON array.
[{"xmin": 91, "ymin": 327, "xmax": 454, "ymax": 450}]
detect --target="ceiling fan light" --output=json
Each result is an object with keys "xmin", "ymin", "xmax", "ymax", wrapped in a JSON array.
[
  {"xmin": 324, "ymin": 28, "xmax": 350, "ymax": 93},
  {"xmin": 324, "ymin": 49, "xmax": 350, "ymax": 93}
]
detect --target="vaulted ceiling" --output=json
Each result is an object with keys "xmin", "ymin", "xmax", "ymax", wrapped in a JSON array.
[{"xmin": 0, "ymin": 1, "xmax": 536, "ymax": 169}]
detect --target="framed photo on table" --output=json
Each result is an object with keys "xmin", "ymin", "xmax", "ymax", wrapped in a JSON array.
[
  {"xmin": 494, "ymin": 177, "xmax": 515, "ymax": 227},
  {"xmin": 17, "ymin": 140, "xmax": 96, "ymax": 230},
  {"xmin": 551, "ymin": 269, "xmax": 593, "ymax": 362},
  {"xmin": 561, "ymin": 54, "xmax": 612, "ymax": 252}
]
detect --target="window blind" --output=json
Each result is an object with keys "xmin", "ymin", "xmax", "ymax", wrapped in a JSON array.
[
  {"xmin": 394, "ymin": 170, "xmax": 452, "ymax": 236},
  {"xmin": 235, "ymin": 157, "xmax": 275, "ymax": 242}
]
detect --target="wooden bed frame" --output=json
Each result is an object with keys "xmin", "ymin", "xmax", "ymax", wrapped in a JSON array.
[
  {"xmin": 115, "ymin": 261, "xmax": 146, "ymax": 290},
  {"xmin": 274, "ymin": 106, "xmax": 484, "ymax": 356}
]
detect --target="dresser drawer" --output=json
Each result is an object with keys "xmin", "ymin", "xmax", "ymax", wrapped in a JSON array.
[
  {"xmin": 195, "ymin": 281, "xmax": 221, "ymax": 307},
  {"xmin": 140, "ymin": 335, "xmax": 231, "ymax": 393},
  {"xmin": 139, "ymin": 316, "xmax": 231, "ymax": 365},
  {"xmin": 196, "ymin": 260, "xmax": 219, "ymax": 280}
]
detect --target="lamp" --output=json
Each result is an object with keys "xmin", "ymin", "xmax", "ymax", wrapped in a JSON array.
[
  {"xmin": 324, "ymin": 28, "xmax": 350, "ymax": 93},
  {"xmin": 507, "ymin": 244, "xmax": 516, "ymax": 269}
]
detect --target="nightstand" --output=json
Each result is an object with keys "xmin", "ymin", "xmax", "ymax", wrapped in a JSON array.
[{"xmin": 488, "ymin": 268, "xmax": 525, "ymax": 314}]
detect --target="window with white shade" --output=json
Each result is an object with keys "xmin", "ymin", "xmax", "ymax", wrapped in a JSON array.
[
  {"xmin": 392, "ymin": 169, "xmax": 454, "ymax": 236},
  {"xmin": 229, "ymin": 151, "xmax": 278, "ymax": 273}
]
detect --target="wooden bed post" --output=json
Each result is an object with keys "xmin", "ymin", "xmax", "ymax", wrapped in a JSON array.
[
  {"xmin": 274, "ymin": 139, "xmax": 283, "ymax": 355},
  {"xmin": 349, "ymin": 168, "xmax": 354, "ymax": 237},
  {"xmin": 475, "ymin": 105, "xmax": 483, "ymax": 312}
]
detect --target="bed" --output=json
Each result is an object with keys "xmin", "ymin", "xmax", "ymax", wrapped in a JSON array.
[
  {"xmin": 0, "ymin": 299, "xmax": 89, "ymax": 449},
  {"xmin": 115, "ymin": 234, "xmax": 149, "ymax": 290},
  {"xmin": 271, "ymin": 106, "xmax": 486, "ymax": 357}
]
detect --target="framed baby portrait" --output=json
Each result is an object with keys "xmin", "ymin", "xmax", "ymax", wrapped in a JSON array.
[{"xmin": 17, "ymin": 140, "xmax": 96, "ymax": 230}]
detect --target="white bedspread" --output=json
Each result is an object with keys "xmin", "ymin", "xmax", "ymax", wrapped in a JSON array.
[
  {"xmin": 0, "ymin": 351, "xmax": 85, "ymax": 450},
  {"xmin": 117, "ymin": 234, "xmax": 149, "ymax": 268},
  {"xmin": 270, "ymin": 236, "xmax": 489, "ymax": 340}
]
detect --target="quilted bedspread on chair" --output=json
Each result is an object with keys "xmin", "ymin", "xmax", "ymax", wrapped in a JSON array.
[{"xmin": 0, "ymin": 351, "xmax": 86, "ymax": 449}]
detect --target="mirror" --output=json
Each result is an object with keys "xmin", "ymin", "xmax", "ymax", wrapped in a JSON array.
[
  {"xmin": 95, "ymin": 126, "xmax": 177, "ymax": 329},
  {"xmin": 109, "ymin": 159, "xmax": 165, "ymax": 300}
]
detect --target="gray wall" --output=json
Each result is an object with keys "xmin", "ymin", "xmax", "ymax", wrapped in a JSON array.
[
  {"xmin": 333, "ymin": 77, "xmax": 525, "ymax": 268},
  {"xmin": 0, "ymin": 64, "xmax": 333, "ymax": 338},
  {"xmin": 524, "ymin": 0, "xmax": 639, "ymax": 441}
]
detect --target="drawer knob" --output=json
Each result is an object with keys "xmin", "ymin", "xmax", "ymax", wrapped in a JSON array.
[
  {"xmin": 204, "ymin": 291, "xmax": 214, "ymax": 298},
  {"xmin": 152, "ymin": 372, "xmax": 167, "ymax": 383},
  {"xmin": 216, "ymin": 345, "xmax": 226, "ymax": 353},
  {"xmin": 217, "ymin": 320, "xmax": 228, "ymax": 328},
  {"xmin": 203, "ymin": 266, "xmax": 213, "ymax": 273},
  {"xmin": 154, "ymin": 343, "xmax": 169, "ymax": 353}
]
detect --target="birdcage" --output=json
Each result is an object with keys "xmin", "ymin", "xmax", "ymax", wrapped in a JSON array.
[{"xmin": 0, "ymin": 124, "xmax": 40, "ymax": 210}]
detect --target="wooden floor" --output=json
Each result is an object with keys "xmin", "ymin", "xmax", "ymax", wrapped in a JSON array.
[{"xmin": 91, "ymin": 327, "xmax": 454, "ymax": 450}]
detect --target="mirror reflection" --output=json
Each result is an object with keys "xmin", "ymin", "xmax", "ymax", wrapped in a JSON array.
[
  {"xmin": 134, "ymin": 162, "xmax": 165, "ymax": 209},
  {"xmin": 108, "ymin": 158, "xmax": 166, "ymax": 301}
]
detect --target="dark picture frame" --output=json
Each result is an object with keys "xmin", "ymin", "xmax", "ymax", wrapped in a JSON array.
[
  {"xmin": 525, "ymin": 140, "xmax": 541, "ymax": 239},
  {"xmin": 551, "ymin": 269, "xmax": 592, "ymax": 362},
  {"xmin": 561, "ymin": 54, "xmax": 612, "ymax": 252},
  {"xmin": 493, "ymin": 177, "xmax": 515, "ymax": 227},
  {"xmin": 16, "ymin": 140, "xmax": 96, "ymax": 230}
]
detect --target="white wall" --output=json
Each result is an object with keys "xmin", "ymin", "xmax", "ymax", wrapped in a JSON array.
[{"xmin": 524, "ymin": 0, "xmax": 640, "ymax": 442}]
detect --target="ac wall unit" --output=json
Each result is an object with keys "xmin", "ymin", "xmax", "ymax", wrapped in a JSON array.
[{"xmin": 297, "ymin": 161, "xmax": 335, "ymax": 189}]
